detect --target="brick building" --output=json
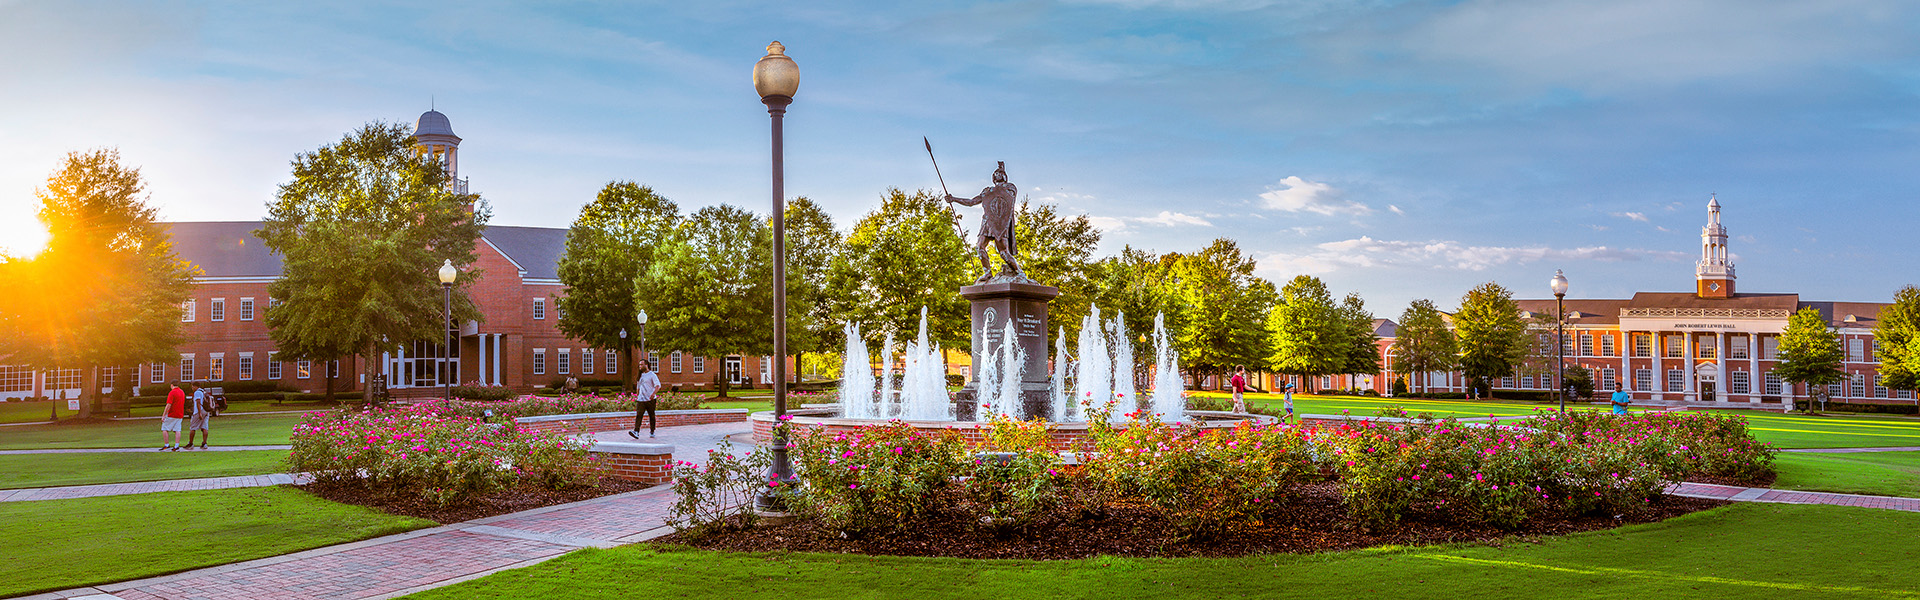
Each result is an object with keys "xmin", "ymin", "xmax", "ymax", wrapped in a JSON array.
[{"xmin": 0, "ymin": 109, "xmax": 793, "ymax": 400}]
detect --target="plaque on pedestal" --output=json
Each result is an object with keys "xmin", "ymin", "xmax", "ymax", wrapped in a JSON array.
[{"xmin": 953, "ymin": 277, "xmax": 1059, "ymax": 420}]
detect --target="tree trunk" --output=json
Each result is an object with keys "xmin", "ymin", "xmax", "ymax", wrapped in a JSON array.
[
  {"xmin": 80, "ymin": 365, "xmax": 97, "ymax": 419},
  {"xmin": 325, "ymin": 358, "xmax": 337, "ymax": 402},
  {"xmin": 717, "ymin": 370, "xmax": 731, "ymax": 398},
  {"xmin": 363, "ymin": 343, "xmax": 378, "ymax": 405}
]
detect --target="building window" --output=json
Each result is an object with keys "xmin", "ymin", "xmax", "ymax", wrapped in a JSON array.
[
  {"xmin": 1666, "ymin": 369, "xmax": 1684, "ymax": 393},
  {"xmin": 182, "ymin": 300, "xmax": 196, "ymax": 322},
  {"xmin": 1765, "ymin": 372, "xmax": 1783, "ymax": 396},
  {"xmin": 1600, "ymin": 335, "xmax": 1616, "ymax": 357},
  {"xmin": 533, "ymin": 349, "xmax": 547, "ymax": 375},
  {"xmin": 1698, "ymin": 337, "xmax": 1717, "ymax": 359},
  {"xmin": 1500, "ymin": 375, "xmax": 1514, "ymax": 389},
  {"xmin": 558, "ymin": 349, "xmax": 571, "ymax": 375},
  {"xmin": 1730, "ymin": 336, "xmax": 1750, "ymax": 359},
  {"xmin": 1730, "ymin": 371, "xmax": 1750, "ymax": 395},
  {"xmin": 605, "ymin": 350, "xmax": 618, "ymax": 375},
  {"xmin": 1600, "ymin": 367, "xmax": 1616, "ymax": 390},
  {"xmin": 268, "ymin": 297, "xmax": 281, "ymax": 310},
  {"xmin": 533, "ymin": 298, "xmax": 547, "ymax": 320},
  {"xmin": 650, "ymin": 352, "xmax": 660, "ymax": 371},
  {"xmin": 671, "ymin": 351, "xmax": 682, "ymax": 374},
  {"xmin": 240, "ymin": 298, "xmax": 255, "ymax": 321},
  {"xmin": 1762, "ymin": 336, "xmax": 1780, "ymax": 360},
  {"xmin": 150, "ymin": 363, "xmax": 165, "ymax": 383},
  {"xmin": 1873, "ymin": 339, "xmax": 1883, "ymax": 362},
  {"xmin": 761, "ymin": 356, "xmax": 773, "ymax": 384},
  {"xmin": 1521, "ymin": 375, "xmax": 1534, "ymax": 389},
  {"xmin": 296, "ymin": 359, "xmax": 312, "ymax": 380},
  {"xmin": 0, "ymin": 365, "xmax": 32, "ymax": 393},
  {"xmin": 209, "ymin": 355, "xmax": 224, "ymax": 381},
  {"xmin": 180, "ymin": 355, "xmax": 196, "ymax": 382},
  {"xmin": 1633, "ymin": 334, "xmax": 1651, "ymax": 357},
  {"xmin": 102, "ymin": 366, "xmax": 117, "ymax": 388},
  {"xmin": 1848, "ymin": 339, "xmax": 1865, "ymax": 363},
  {"xmin": 1853, "ymin": 373, "xmax": 1867, "ymax": 398},
  {"xmin": 268, "ymin": 354, "xmax": 282, "ymax": 380},
  {"xmin": 693, "ymin": 356, "xmax": 705, "ymax": 373},
  {"xmin": 211, "ymin": 298, "xmax": 226, "ymax": 322},
  {"xmin": 1828, "ymin": 382, "xmax": 1843, "ymax": 398},
  {"xmin": 1876, "ymin": 374, "xmax": 1889, "ymax": 398},
  {"xmin": 581, "ymin": 349, "xmax": 594, "ymax": 375},
  {"xmin": 1665, "ymin": 335, "xmax": 1684, "ymax": 358},
  {"xmin": 47, "ymin": 368, "xmax": 81, "ymax": 390},
  {"xmin": 239, "ymin": 354, "xmax": 254, "ymax": 380}
]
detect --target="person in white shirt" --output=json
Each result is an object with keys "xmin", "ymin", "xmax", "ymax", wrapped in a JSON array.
[
  {"xmin": 630, "ymin": 360, "xmax": 662, "ymax": 439},
  {"xmin": 184, "ymin": 387, "xmax": 212, "ymax": 449}
]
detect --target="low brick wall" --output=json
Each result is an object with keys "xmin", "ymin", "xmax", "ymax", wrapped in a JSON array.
[
  {"xmin": 513, "ymin": 408, "xmax": 749, "ymax": 435},
  {"xmin": 751, "ymin": 409, "xmax": 1277, "ymax": 451},
  {"xmin": 588, "ymin": 440, "xmax": 674, "ymax": 485}
]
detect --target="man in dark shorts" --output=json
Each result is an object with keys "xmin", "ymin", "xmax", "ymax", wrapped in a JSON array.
[{"xmin": 630, "ymin": 360, "xmax": 662, "ymax": 439}]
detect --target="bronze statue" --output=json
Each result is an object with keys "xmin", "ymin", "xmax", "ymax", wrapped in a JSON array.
[{"xmin": 946, "ymin": 161, "xmax": 1021, "ymax": 282}]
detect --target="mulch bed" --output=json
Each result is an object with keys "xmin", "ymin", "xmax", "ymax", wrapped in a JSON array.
[
  {"xmin": 299, "ymin": 477, "xmax": 652, "ymax": 524},
  {"xmin": 655, "ymin": 482, "xmax": 1729, "ymax": 560}
]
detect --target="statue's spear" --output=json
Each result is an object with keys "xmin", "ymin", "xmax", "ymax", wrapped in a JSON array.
[{"xmin": 923, "ymin": 137, "xmax": 966, "ymax": 239}]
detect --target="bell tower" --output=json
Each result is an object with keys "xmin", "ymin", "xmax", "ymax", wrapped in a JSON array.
[
  {"xmin": 413, "ymin": 109, "xmax": 468, "ymax": 195},
  {"xmin": 1696, "ymin": 194, "xmax": 1735, "ymax": 298}
]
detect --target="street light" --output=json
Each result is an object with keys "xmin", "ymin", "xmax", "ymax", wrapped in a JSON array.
[
  {"xmin": 637, "ymin": 309, "xmax": 648, "ymax": 385},
  {"xmin": 754, "ymin": 40, "xmax": 798, "ymax": 511},
  {"xmin": 619, "ymin": 327, "xmax": 629, "ymax": 393},
  {"xmin": 1550, "ymin": 269, "xmax": 1569, "ymax": 412},
  {"xmin": 439, "ymin": 259, "xmax": 458, "ymax": 402}
]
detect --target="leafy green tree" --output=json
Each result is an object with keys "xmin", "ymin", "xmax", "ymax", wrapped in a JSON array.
[
  {"xmin": 258, "ymin": 122, "xmax": 488, "ymax": 404},
  {"xmin": 1014, "ymin": 200, "xmax": 1101, "ymax": 338},
  {"xmin": 1089, "ymin": 246, "xmax": 1176, "ymax": 363},
  {"xmin": 1337, "ymin": 293, "xmax": 1382, "ymax": 378},
  {"xmin": 1165, "ymin": 239, "xmax": 1273, "ymax": 386},
  {"xmin": 1778, "ymin": 306, "xmax": 1845, "ymax": 412},
  {"xmin": 637, "ymin": 205, "xmax": 772, "ymax": 397},
  {"xmin": 0, "ymin": 149, "xmax": 195, "ymax": 415},
  {"xmin": 1266, "ymin": 275, "xmax": 1344, "ymax": 390},
  {"xmin": 784, "ymin": 197, "xmax": 843, "ymax": 381},
  {"xmin": 556, "ymin": 182, "xmax": 680, "ymax": 392},
  {"xmin": 1564, "ymin": 364, "xmax": 1595, "ymax": 401},
  {"xmin": 1875, "ymin": 285, "xmax": 1920, "ymax": 391},
  {"xmin": 1454, "ymin": 282, "xmax": 1527, "ymax": 398},
  {"xmin": 1393, "ymin": 299, "xmax": 1456, "ymax": 396},
  {"xmin": 826, "ymin": 188, "xmax": 973, "ymax": 350}
]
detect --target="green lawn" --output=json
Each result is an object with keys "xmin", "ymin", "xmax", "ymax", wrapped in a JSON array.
[
  {"xmin": 0, "ymin": 450, "xmax": 289, "ymax": 489},
  {"xmin": 0, "ymin": 400, "xmax": 60, "ymax": 424},
  {"xmin": 1774, "ymin": 451, "xmax": 1920, "ymax": 498},
  {"xmin": 1718, "ymin": 411, "xmax": 1920, "ymax": 449},
  {"xmin": 124, "ymin": 398, "xmax": 340, "ymax": 417},
  {"xmin": 404, "ymin": 503, "xmax": 1920, "ymax": 600},
  {"xmin": 1192, "ymin": 391, "xmax": 1593, "ymax": 420},
  {"xmin": 0, "ymin": 413, "xmax": 308, "ymax": 450},
  {"xmin": 0, "ymin": 486, "xmax": 435, "ymax": 598}
]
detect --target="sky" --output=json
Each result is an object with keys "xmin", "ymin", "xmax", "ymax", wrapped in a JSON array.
[{"xmin": 2, "ymin": 0, "xmax": 1916, "ymax": 315}]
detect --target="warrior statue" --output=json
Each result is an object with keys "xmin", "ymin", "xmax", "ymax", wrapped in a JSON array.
[{"xmin": 945, "ymin": 161, "xmax": 1021, "ymax": 282}]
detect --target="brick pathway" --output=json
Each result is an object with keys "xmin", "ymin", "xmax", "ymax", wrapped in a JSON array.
[
  {"xmin": 0, "ymin": 473, "xmax": 311, "ymax": 503},
  {"xmin": 1667, "ymin": 481, "xmax": 1920, "ymax": 512},
  {"xmin": 21, "ymin": 421, "xmax": 750, "ymax": 600}
]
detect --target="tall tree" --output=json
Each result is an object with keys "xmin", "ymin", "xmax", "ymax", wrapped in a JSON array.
[
  {"xmin": 826, "ymin": 188, "xmax": 973, "ymax": 350},
  {"xmin": 556, "ymin": 182, "xmax": 680, "ymax": 391},
  {"xmin": 0, "ymin": 149, "xmax": 195, "ymax": 415},
  {"xmin": 1014, "ymin": 200, "xmax": 1101, "ymax": 339},
  {"xmin": 1165, "ymin": 239, "xmax": 1272, "ymax": 386},
  {"xmin": 1454, "ymin": 282, "xmax": 1527, "ymax": 398},
  {"xmin": 784, "ymin": 197, "xmax": 843, "ymax": 380},
  {"xmin": 1090, "ymin": 246, "xmax": 1178, "ymax": 366},
  {"xmin": 1875, "ymin": 285, "xmax": 1920, "ymax": 392},
  {"xmin": 1394, "ymin": 299, "xmax": 1457, "ymax": 396},
  {"xmin": 1777, "ymin": 306, "xmax": 1845, "ymax": 412},
  {"xmin": 1336, "ymin": 293, "xmax": 1382, "ymax": 378},
  {"xmin": 1266, "ymin": 275, "xmax": 1344, "ymax": 390},
  {"xmin": 637, "ymin": 204, "xmax": 773, "ymax": 397},
  {"xmin": 259, "ymin": 122, "xmax": 488, "ymax": 404}
]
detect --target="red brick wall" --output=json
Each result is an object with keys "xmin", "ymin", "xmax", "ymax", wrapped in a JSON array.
[{"xmin": 590, "ymin": 451, "xmax": 672, "ymax": 485}]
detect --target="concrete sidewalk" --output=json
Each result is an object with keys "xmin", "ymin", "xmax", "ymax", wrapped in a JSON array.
[
  {"xmin": 1667, "ymin": 481, "xmax": 1920, "ymax": 512},
  {"xmin": 0, "ymin": 473, "xmax": 311, "ymax": 503}
]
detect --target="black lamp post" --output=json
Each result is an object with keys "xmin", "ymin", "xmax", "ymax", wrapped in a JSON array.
[
  {"xmin": 754, "ymin": 41, "xmax": 799, "ymax": 510},
  {"xmin": 638, "ymin": 310, "xmax": 648, "ymax": 378},
  {"xmin": 439, "ymin": 259, "xmax": 457, "ymax": 402},
  {"xmin": 1551, "ymin": 269, "xmax": 1569, "ymax": 412},
  {"xmin": 618, "ymin": 327, "xmax": 629, "ymax": 393}
]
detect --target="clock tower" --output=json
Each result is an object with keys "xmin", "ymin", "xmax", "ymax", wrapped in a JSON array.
[{"xmin": 1696, "ymin": 195, "xmax": 1735, "ymax": 298}]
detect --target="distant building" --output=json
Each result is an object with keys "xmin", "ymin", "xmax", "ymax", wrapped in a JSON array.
[{"xmin": 0, "ymin": 110, "xmax": 793, "ymax": 400}]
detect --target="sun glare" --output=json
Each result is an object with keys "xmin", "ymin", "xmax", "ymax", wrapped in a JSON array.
[{"xmin": 0, "ymin": 220, "xmax": 50, "ymax": 258}]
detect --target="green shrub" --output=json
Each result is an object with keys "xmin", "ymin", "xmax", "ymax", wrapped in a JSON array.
[
  {"xmin": 667, "ymin": 439, "xmax": 774, "ymax": 537},
  {"xmin": 964, "ymin": 418, "xmax": 1066, "ymax": 529},
  {"xmin": 1083, "ymin": 413, "xmax": 1321, "ymax": 538},
  {"xmin": 789, "ymin": 421, "xmax": 969, "ymax": 535},
  {"xmin": 451, "ymin": 383, "xmax": 515, "ymax": 401},
  {"xmin": 1524, "ymin": 410, "xmax": 1777, "ymax": 483},
  {"xmin": 288, "ymin": 404, "xmax": 600, "ymax": 506}
]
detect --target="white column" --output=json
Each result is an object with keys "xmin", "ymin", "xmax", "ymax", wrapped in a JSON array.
[
  {"xmin": 1683, "ymin": 333, "xmax": 1696, "ymax": 402},
  {"xmin": 1652, "ymin": 332, "xmax": 1665, "ymax": 400},
  {"xmin": 491, "ymin": 335, "xmax": 503, "ymax": 386},
  {"xmin": 1716, "ymin": 331, "xmax": 1728, "ymax": 403},
  {"xmin": 1750, "ymin": 334, "xmax": 1760, "ymax": 400}
]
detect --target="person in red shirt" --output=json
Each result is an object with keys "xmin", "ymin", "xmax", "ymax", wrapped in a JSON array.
[
  {"xmin": 160, "ymin": 383, "xmax": 186, "ymax": 451},
  {"xmin": 1230, "ymin": 365, "xmax": 1248, "ymax": 414}
]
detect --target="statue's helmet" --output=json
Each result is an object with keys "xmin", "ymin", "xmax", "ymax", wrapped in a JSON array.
[{"xmin": 993, "ymin": 161, "xmax": 1007, "ymax": 183}]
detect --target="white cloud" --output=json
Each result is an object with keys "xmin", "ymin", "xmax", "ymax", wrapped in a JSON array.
[
  {"xmin": 1257, "ymin": 236, "xmax": 1687, "ymax": 274},
  {"xmin": 1258, "ymin": 176, "xmax": 1372, "ymax": 216},
  {"xmin": 1388, "ymin": 204, "xmax": 1404, "ymax": 215},
  {"xmin": 1613, "ymin": 211, "xmax": 1648, "ymax": 222},
  {"xmin": 1089, "ymin": 210, "xmax": 1213, "ymax": 232}
]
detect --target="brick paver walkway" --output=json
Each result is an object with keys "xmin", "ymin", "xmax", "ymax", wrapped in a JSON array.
[
  {"xmin": 22, "ymin": 421, "xmax": 750, "ymax": 600},
  {"xmin": 1667, "ymin": 481, "xmax": 1920, "ymax": 512},
  {"xmin": 0, "ymin": 473, "xmax": 311, "ymax": 503}
]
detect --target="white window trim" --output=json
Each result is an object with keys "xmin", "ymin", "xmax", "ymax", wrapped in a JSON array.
[
  {"xmin": 533, "ymin": 298, "xmax": 547, "ymax": 320},
  {"xmin": 240, "ymin": 297, "xmax": 255, "ymax": 321},
  {"xmin": 182, "ymin": 300, "xmax": 196, "ymax": 322},
  {"xmin": 296, "ymin": 359, "xmax": 312, "ymax": 380},
  {"xmin": 211, "ymin": 298, "xmax": 226, "ymax": 322},
  {"xmin": 605, "ymin": 349, "xmax": 618, "ymax": 375},
  {"xmin": 581, "ymin": 348, "xmax": 594, "ymax": 375},
  {"xmin": 533, "ymin": 349, "xmax": 547, "ymax": 375},
  {"xmin": 268, "ymin": 354, "xmax": 282, "ymax": 380},
  {"xmin": 239, "ymin": 353, "xmax": 255, "ymax": 380},
  {"xmin": 558, "ymin": 348, "xmax": 571, "ymax": 375}
]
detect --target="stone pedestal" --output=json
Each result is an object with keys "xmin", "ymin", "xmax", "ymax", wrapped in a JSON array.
[{"xmin": 952, "ymin": 279, "xmax": 1059, "ymax": 420}]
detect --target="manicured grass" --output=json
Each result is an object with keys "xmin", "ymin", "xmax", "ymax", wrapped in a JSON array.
[
  {"xmin": 0, "ymin": 486, "xmax": 435, "ymax": 597},
  {"xmin": 0, "ymin": 400, "xmax": 60, "ymax": 424},
  {"xmin": 404, "ymin": 502, "xmax": 1920, "ymax": 600},
  {"xmin": 0, "ymin": 450, "xmax": 289, "ymax": 490},
  {"xmin": 1775, "ymin": 451, "xmax": 1920, "ymax": 498},
  {"xmin": 1192, "ymin": 391, "xmax": 1579, "ymax": 419},
  {"xmin": 1713, "ymin": 411, "xmax": 1920, "ymax": 449},
  {"xmin": 0, "ymin": 413, "xmax": 308, "ymax": 450},
  {"xmin": 125, "ymin": 398, "xmax": 341, "ymax": 417}
]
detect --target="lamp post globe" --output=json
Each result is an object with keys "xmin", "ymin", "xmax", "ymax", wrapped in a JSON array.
[
  {"xmin": 755, "ymin": 41, "xmax": 798, "ymax": 513},
  {"xmin": 637, "ymin": 310, "xmax": 648, "ymax": 376},
  {"xmin": 439, "ymin": 259, "xmax": 457, "ymax": 402},
  {"xmin": 1551, "ymin": 269, "xmax": 1568, "ymax": 412}
]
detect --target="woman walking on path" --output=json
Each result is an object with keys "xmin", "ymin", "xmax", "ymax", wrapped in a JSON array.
[{"xmin": 630, "ymin": 360, "xmax": 662, "ymax": 439}]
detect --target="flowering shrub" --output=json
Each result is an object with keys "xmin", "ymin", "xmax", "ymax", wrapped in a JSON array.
[
  {"xmin": 964, "ymin": 418, "xmax": 1066, "ymax": 528},
  {"xmin": 1524, "ymin": 410, "xmax": 1776, "ymax": 483},
  {"xmin": 789, "ymin": 421, "xmax": 969, "ymax": 534},
  {"xmin": 1084, "ymin": 412, "xmax": 1322, "ymax": 537},
  {"xmin": 288, "ymin": 404, "xmax": 599, "ymax": 506},
  {"xmin": 427, "ymin": 391, "xmax": 707, "ymax": 420},
  {"xmin": 666, "ymin": 439, "xmax": 774, "ymax": 537},
  {"xmin": 450, "ymin": 382, "xmax": 515, "ymax": 401}
]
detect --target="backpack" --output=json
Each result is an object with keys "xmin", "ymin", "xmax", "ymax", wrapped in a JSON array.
[{"xmin": 214, "ymin": 395, "xmax": 228, "ymax": 414}]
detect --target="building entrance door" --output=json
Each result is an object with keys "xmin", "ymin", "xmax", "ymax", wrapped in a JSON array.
[{"xmin": 725, "ymin": 356, "xmax": 743, "ymax": 385}]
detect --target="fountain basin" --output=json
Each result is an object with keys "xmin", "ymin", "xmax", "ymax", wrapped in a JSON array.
[{"xmin": 751, "ymin": 408, "xmax": 1278, "ymax": 451}]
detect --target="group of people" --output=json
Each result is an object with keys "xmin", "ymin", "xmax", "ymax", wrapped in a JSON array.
[
  {"xmin": 1228, "ymin": 365, "xmax": 1296, "ymax": 421},
  {"xmin": 158, "ymin": 383, "xmax": 217, "ymax": 451}
]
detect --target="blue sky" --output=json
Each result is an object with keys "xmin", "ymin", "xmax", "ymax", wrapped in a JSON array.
[{"xmin": 2, "ymin": 0, "xmax": 1916, "ymax": 315}]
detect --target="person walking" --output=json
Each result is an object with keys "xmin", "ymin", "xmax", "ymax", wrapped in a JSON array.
[
  {"xmin": 629, "ymin": 360, "xmax": 662, "ymax": 439},
  {"xmin": 184, "ymin": 386, "xmax": 214, "ymax": 449},
  {"xmin": 1229, "ymin": 366, "xmax": 1248, "ymax": 414},
  {"xmin": 1283, "ymin": 381, "xmax": 1297, "ymax": 423},
  {"xmin": 1610, "ymin": 383, "xmax": 1632, "ymax": 415},
  {"xmin": 160, "ymin": 383, "xmax": 186, "ymax": 451}
]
